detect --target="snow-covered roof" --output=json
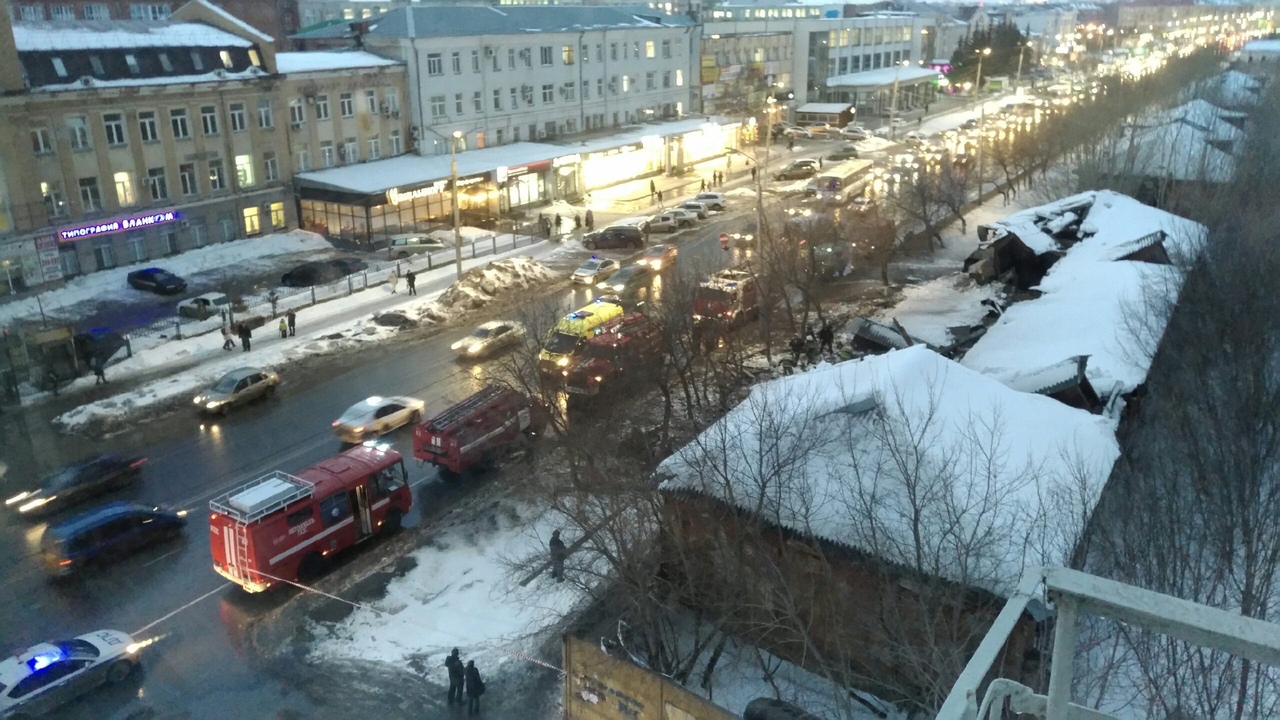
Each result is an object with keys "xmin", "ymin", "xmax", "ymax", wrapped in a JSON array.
[
  {"xmin": 12, "ymin": 20, "xmax": 253, "ymax": 51},
  {"xmin": 1145, "ymin": 98, "xmax": 1244, "ymax": 144},
  {"xmin": 963, "ymin": 191, "xmax": 1206, "ymax": 394},
  {"xmin": 826, "ymin": 65, "xmax": 941, "ymax": 88},
  {"xmin": 1114, "ymin": 122, "xmax": 1237, "ymax": 184},
  {"xmin": 1213, "ymin": 70, "xmax": 1264, "ymax": 107},
  {"xmin": 276, "ymin": 51, "xmax": 401, "ymax": 74},
  {"xmin": 659, "ymin": 346, "xmax": 1120, "ymax": 597},
  {"xmin": 1243, "ymin": 39, "xmax": 1280, "ymax": 53},
  {"xmin": 32, "ymin": 67, "xmax": 268, "ymax": 92},
  {"xmin": 796, "ymin": 102, "xmax": 852, "ymax": 114},
  {"xmin": 178, "ymin": 0, "xmax": 272, "ymax": 44},
  {"xmin": 293, "ymin": 5, "xmax": 693, "ymax": 41}
]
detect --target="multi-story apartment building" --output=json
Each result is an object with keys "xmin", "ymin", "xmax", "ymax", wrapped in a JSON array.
[
  {"xmin": 294, "ymin": 6, "xmax": 697, "ymax": 154},
  {"xmin": 0, "ymin": 1, "xmax": 407, "ymax": 287},
  {"xmin": 699, "ymin": 30, "xmax": 793, "ymax": 116},
  {"xmin": 8, "ymin": 0, "xmax": 302, "ymax": 47}
]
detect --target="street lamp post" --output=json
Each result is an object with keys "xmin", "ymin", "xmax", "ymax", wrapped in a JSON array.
[
  {"xmin": 1015, "ymin": 41, "xmax": 1034, "ymax": 90},
  {"xmin": 450, "ymin": 130, "xmax": 463, "ymax": 279},
  {"xmin": 889, "ymin": 60, "xmax": 910, "ymax": 140},
  {"xmin": 975, "ymin": 48, "xmax": 991, "ymax": 195}
]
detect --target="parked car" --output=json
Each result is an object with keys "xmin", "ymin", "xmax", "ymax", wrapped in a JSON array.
[
  {"xmin": 676, "ymin": 201, "xmax": 709, "ymax": 219},
  {"xmin": 193, "ymin": 367, "xmax": 280, "ymax": 415},
  {"xmin": 668, "ymin": 208, "xmax": 698, "ymax": 226},
  {"xmin": 693, "ymin": 192, "xmax": 727, "ymax": 210},
  {"xmin": 583, "ymin": 225, "xmax": 643, "ymax": 250},
  {"xmin": 332, "ymin": 395, "xmax": 426, "ymax": 443},
  {"xmin": 779, "ymin": 125, "xmax": 812, "ymax": 139},
  {"xmin": 451, "ymin": 320, "xmax": 525, "ymax": 359},
  {"xmin": 329, "ymin": 257, "xmax": 368, "ymax": 274},
  {"xmin": 0, "ymin": 630, "xmax": 143, "ymax": 718},
  {"xmin": 644, "ymin": 213, "xmax": 683, "ymax": 234},
  {"xmin": 827, "ymin": 146, "xmax": 860, "ymax": 162},
  {"xmin": 774, "ymin": 160, "xmax": 820, "ymax": 181},
  {"xmin": 41, "ymin": 502, "xmax": 187, "ymax": 577},
  {"xmin": 571, "ymin": 257, "xmax": 620, "ymax": 284},
  {"xmin": 126, "ymin": 268, "xmax": 187, "ymax": 295},
  {"xmin": 387, "ymin": 234, "xmax": 449, "ymax": 259},
  {"xmin": 839, "ymin": 125, "xmax": 869, "ymax": 140},
  {"xmin": 176, "ymin": 292, "xmax": 231, "ymax": 320},
  {"xmin": 280, "ymin": 261, "xmax": 334, "ymax": 287},
  {"xmin": 636, "ymin": 244, "xmax": 678, "ymax": 271},
  {"xmin": 5, "ymin": 454, "xmax": 147, "ymax": 517}
]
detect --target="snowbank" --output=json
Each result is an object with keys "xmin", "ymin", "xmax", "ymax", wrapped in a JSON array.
[
  {"xmin": 427, "ymin": 226, "xmax": 498, "ymax": 244},
  {"xmin": 0, "ymin": 230, "xmax": 331, "ymax": 327},
  {"xmin": 428, "ymin": 257, "xmax": 559, "ymax": 317},
  {"xmin": 308, "ymin": 502, "xmax": 593, "ymax": 675}
]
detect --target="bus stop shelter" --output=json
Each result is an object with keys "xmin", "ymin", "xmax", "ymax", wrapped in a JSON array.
[{"xmin": 824, "ymin": 66, "xmax": 942, "ymax": 117}]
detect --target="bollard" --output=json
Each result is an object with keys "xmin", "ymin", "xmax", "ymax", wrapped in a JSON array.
[
  {"xmin": 125, "ymin": 336, "xmax": 133, "ymax": 359},
  {"xmin": 175, "ymin": 319, "xmax": 182, "ymax": 340},
  {"xmin": 491, "ymin": 236, "xmax": 497, "ymax": 255},
  {"xmin": 310, "ymin": 286, "xmax": 316, "ymax": 305},
  {"xmin": 348, "ymin": 275, "xmax": 354, "ymax": 295}
]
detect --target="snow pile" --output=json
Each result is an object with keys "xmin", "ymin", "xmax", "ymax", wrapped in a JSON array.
[
  {"xmin": 658, "ymin": 346, "xmax": 1120, "ymax": 597},
  {"xmin": 308, "ymin": 502, "xmax": 593, "ymax": 675},
  {"xmin": 427, "ymin": 257, "xmax": 558, "ymax": 317},
  {"xmin": 0, "ymin": 231, "xmax": 331, "ymax": 327},
  {"xmin": 875, "ymin": 275, "xmax": 1000, "ymax": 347},
  {"xmin": 856, "ymin": 136, "xmax": 896, "ymax": 153},
  {"xmin": 548, "ymin": 238, "xmax": 588, "ymax": 259},
  {"xmin": 426, "ymin": 226, "xmax": 498, "ymax": 244}
]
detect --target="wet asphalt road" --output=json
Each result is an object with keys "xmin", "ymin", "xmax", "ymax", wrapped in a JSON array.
[{"xmin": 0, "ymin": 217, "xmax": 742, "ymax": 719}]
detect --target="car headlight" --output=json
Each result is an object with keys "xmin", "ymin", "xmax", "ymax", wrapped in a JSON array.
[
  {"xmin": 650, "ymin": 261, "xmax": 661, "ymax": 270},
  {"xmin": 557, "ymin": 357, "xmax": 569, "ymax": 367},
  {"xmin": 352, "ymin": 426, "xmax": 365, "ymax": 434},
  {"xmin": 18, "ymin": 496, "xmax": 53, "ymax": 513},
  {"xmin": 468, "ymin": 345, "xmax": 483, "ymax": 354},
  {"xmin": 205, "ymin": 401, "xmax": 220, "ymax": 409},
  {"xmin": 450, "ymin": 341, "xmax": 463, "ymax": 350},
  {"xmin": 6, "ymin": 491, "xmax": 31, "ymax": 505},
  {"xmin": 193, "ymin": 396, "xmax": 204, "ymax": 405}
]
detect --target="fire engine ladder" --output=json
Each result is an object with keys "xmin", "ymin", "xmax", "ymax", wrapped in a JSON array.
[
  {"xmin": 233, "ymin": 519, "xmax": 251, "ymax": 574},
  {"xmin": 428, "ymin": 386, "xmax": 505, "ymax": 432}
]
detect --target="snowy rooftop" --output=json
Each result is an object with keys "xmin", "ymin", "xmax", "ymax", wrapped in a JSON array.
[
  {"xmin": 1213, "ymin": 69, "xmax": 1265, "ymax": 107},
  {"xmin": 962, "ymin": 191, "xmax": 1206, "ymax": 394},
  {"xmin": 796, "ymin": 102, "xmax": 852, "ymax": 114},
  {"xmin": 826, "ymin": 65, "xmax": 941, "ymax": 88},
  {"xmin": 658, "ymin": 346, "xmax": 1120, "ymax": 597},
  {"xmin": 297, "ymin": 117, "xmax": 721, "ymax": 195},
  {"xmin": 12, "ymin": 20, "xmax": 253, "ymax": 51},
  {"xmin": 293, "ymin": 5, "xmax": 693, "ymax": 40},
  {"xmin": 33, "ymin": 67, "xmax": 267, "ymax": 92},
  {"xmin": 1114, "ymin": 122, "xmax": 1237, "ymax": 183},
  {"xmin": 1145, "ymin": 98, "xmax": 1245, "ymax": 144},
  {"xmin": 276, "ymin": 51, "xmax": 402, "ymax": 74}
]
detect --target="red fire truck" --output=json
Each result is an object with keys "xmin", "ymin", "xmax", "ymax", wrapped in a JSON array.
[
  {"xmin": 694, "ymin": 268, "xmax": 759, "ymax": 326},
  {"xmin": 208, "ymin": 443, "xmax": 412, "ymax": 593},
  {"xmin": 413, "ymin": 385, "xmax": 547, "ymax": 478},
  {"xmin": 563, "ymin": 313, "xmax": 663, "ymax": 399}
]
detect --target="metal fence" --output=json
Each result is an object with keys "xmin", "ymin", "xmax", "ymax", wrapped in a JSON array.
[{"xmin": 125, "ymin": 225, "xmax": 545, "ymax": 345}]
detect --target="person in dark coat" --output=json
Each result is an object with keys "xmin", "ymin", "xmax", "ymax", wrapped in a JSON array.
[
  {"xmin": 700, "ymin": 178, "xmax": 707, "ymax": 192},
  {"xmin": 91, "ymin": 354, "xmax": 107, "ymax": 384},
  {"xmin": 585, "ymin": 209, "xmax": 594, "ymax": 231},
  {"xmin": 649, "ymin": 179, "xmax": 656, "ymax": 199},
  {"xmin": 549, "ymin": 530, "xmax": 567, "ymax": 582},
  {"xmin": 405, "ymin": 270, "xmax": 417, "ymax": 295},
  {"xmin": 788, "ymin": 334, "xmax": 804, "ymax": 364},
  {"xmin": 554, "ymin": 214, "xmax": 563, "ymax": 235},
  {"xmin": 238, "ymin": 323, "xmax": 252, "ymax": 352},
  {"xmin": 286, "ymin": 309, "xmax": 297, "ymax": 337},
  {"xmin": 818, "ymin": 323, "xmax": 834, "ymax": 354},
  {"xmin": 750, "ymin": 166, "xmax": 757, "ymax": 181},
  {"xmin": 464, "ymin": 660, "xmax": 484, "ymax": 715},
  {"xmin": 444, "ymin": 648, "xmax": 465, "ymax": 706}
]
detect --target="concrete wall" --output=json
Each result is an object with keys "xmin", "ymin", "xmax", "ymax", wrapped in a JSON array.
[{"xmin": 563, "ymin": 634, "xmax": 738, "ymax": 720}]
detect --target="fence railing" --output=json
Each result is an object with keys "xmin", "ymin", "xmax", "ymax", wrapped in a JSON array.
[{"xmin": 123, "ymin": 225, "xmax": 544, "ymax": 346}]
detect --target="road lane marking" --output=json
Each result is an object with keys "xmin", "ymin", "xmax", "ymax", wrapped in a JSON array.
[
  {"xmin": 132, "ymin": 582, "xmax": 230, "ymax": 636},
  {"xmin": 139, "ymin": 546, "xmax": 184, "ymax": 568}
]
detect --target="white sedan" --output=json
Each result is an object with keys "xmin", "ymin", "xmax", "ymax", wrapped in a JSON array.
[
  {"xmin": 571, "ymin": 257, "xmax": 619, "ymax": 285},
  {"xmin": 451, "ymin": 321, "xmax": 525, "ymax": 359},
  {"xmin": 332, "ymin": 395, "xmax": 426, "ymax": 443},
  {"xmin": 0, "ymin": 629, "xmax": 145, "ymax": 718}
]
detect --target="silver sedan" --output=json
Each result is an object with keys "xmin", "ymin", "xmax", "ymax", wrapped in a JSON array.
[{"xmin": 332, "ymin": 395, "xmax": 426, "ymax": 443}]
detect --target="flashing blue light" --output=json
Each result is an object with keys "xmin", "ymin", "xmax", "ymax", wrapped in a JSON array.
[
  {"xmin": 28, "ymin": 650, "xmax": 63, "ymax": 672},
  {"xmin": 590, "ymin": 254, "xmax": 599, "ymax": 260},
  {"xmin": 724, "ymin": 282, "xmax": 738, "ymax": 289},
  {"xmin": 568, "ymin": 311, "xmax": 590, "ymax": 320}
]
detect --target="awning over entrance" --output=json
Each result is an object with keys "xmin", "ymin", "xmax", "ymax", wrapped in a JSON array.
[
  {"xmin": 795, "ymin": 102, "xmax": 853, "ymax": 114},
  {"xmin": 825, "ymin": 66, "xmax": 942, "ymax": 90}
]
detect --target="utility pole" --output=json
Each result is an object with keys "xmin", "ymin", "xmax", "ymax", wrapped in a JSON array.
[
  {"xmin": 757, "ymin": 96, "xmax": 776, "ymax": 260},
  {"xmin": 1015, "ymin": 41, "xmax": 1033, "ymax": 91},
  {"xmin": 889, "ymin": 60, "xmax": 908, "ymax": 140},
  {"xmin": 975, "ymin": 47, "xmax": 991, "ymax": 196},
  {"xmin": 450, "ymin": 130, "xmax": 463, "ymax": 279}
]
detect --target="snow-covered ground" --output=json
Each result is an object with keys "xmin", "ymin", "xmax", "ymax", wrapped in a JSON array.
[
  {"xmin": 52, "ymin": 249, "xmax": 559, "ymax": 433},
  {"xmin": 308, "ymin": 500, "xmax": 593, "ymax": 677},
  {"xmin": 0, "ymin": 230, "xmax": 331, "ymax": 327},
  {"xmin": 875, "ymin": 275, "xmax": 1001, "ymax": 347}
]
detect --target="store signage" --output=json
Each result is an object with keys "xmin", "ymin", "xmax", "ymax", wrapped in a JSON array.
[
  {"xmin": 552, "ymin": 154, "xmax": 580, "ymax": 168},
  {"xmin": 34, "ymin": 234, "xmax": 62, "ymax": 283},
  {"xmin": 587, "ymin": 145, "xmax": 640, "ymax": 161},
  {"xmin": 386, "ymin": 174, "xmax": 488, "ymax": 204},
  {"xmin": 58, "ymin": 210, "xmax": 181, "ymax": 242}
]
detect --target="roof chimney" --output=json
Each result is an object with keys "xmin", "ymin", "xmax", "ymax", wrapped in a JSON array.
[{"xmin": 0, "ymin": 8, "xmax": 27, "ymax": 93}]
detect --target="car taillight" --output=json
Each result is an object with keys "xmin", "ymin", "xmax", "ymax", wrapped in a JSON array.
[{"xmin": 129, "ymin": 458, "xmax": 148, "ymax": 469}]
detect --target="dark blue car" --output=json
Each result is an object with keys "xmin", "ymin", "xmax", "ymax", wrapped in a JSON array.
[
  {"xmin": 40, "ymin": 502, "xmax": 187, "ymax": 577},
  {"xmin": 126, "ymin": 267, "xmax": 187, "ymax": 294}
]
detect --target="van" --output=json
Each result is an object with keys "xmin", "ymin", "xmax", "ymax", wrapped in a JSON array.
[
  {"xmin": 387, "ymin": 234, "xmax": 449, "ymax": 259},
  {"xmin": 41, "ymin": 502, "xmax": 187, "ymax": 577},
  {"xmin": 538, "ymin": 298, "xmax": 625, "ymax": 375}
]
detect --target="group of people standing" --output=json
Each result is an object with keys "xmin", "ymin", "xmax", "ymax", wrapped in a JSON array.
[
  {"xmin": 444, "ymin": 648, "xmax": 486, "ymax": 714},
  {"xmin": 222, "ymin": 308, "xmax": 298, "ymax": 352},
  {"xmin": 539, "ymin": 209, "xmax": 595, "ymax": 238},
  {"xmin": 698, "ymin": 171, "xmax": 729, "ymax": 192}
]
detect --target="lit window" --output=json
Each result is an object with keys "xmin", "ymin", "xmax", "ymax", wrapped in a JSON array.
[
  {"xmin": 114, "ymin": 171, "xmax": 136, "ymax": 206},
  {"xmin": 270, "ymin": 202, "xmax": 286, "ymax": 230},
  {"xmin": 645, "ymin": 41, "xmax": 655, "ymax": 58},
  {"xmin": 219, "ymin": 50, "xmax": 233, "ymax": 69},
  {"xmin": 242, "ymin": 207, "xmax": 261, "ymax": 235},
  {"xmin": 234, "ymin": 154, "xmax": 254, "ymax": 187},
  {"xmin": 676, "ymin": 69, "xmax": 684, "ymax": 86},
  {"xmin": 248, "ymin": 49, "xmax": 261, "ymax": 67}
]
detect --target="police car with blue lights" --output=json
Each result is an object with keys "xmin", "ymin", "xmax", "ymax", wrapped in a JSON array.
[
  {"xmin": 570, "ymin": 256, "xmax": 619, "ymax": 285},
  {"xmin": 0, "ymin": 630, "xmax": 145, "ymax": 717}
]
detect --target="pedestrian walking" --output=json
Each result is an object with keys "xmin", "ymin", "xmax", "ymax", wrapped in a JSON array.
[
  {"xmin": 405, "ymin": 270, "xmax": 417, "ymax": 295},
  {"xmin": 574, "ymin": 214, "xmax": 582, "ymax": 230},
  {"xmin": 278, "ymin": 318, "xmax": 288, "ymax": 339},
  {"xmin": 917, "ymin": 116, "xmax": 923, "ymax": 127},
  {"xmin": 464, "ymin": 660, "xmax": 485, "ymax": 715},
  {"xmin": 238, "ymin": 323, "xmax": 252, "ymax": 352},
  {"xmin": 649, "ymin": 179, "xmax": 657, "ymax": 199},
  {"xmin": 91, "ymin": 354, "xmax": 107, "ymax": 385},
  {"xmin": 751, "ymin": 166, "xmax": 757, "ymax": 181},
  {"xmin": 47, "ymin": 368, "xmax": 60, "ymax": 397},
  {"xmin": 818, "ymin": 158, "xmax": 824, "ymax": 170},
  {"xmin": 585, "ymin": 209, "xmax": 595, "ymax": 231},
  {"xmin": 554, "ymin": 214, "xmax": 563, "ymax": 235},
  {"xmin": 286, "ymin": 309, "xmax": 296, "ymax": 337},
  {"xmin": 787, "ymin": 138, "xmax": 795, "ymax": 151},
  {"xmin": 818, "ymin": 323, "xmax": 834, "ymax": 354},
  {"xmin": 656, "ymin": 189, "xmax": 664, "ymax": 204},
  {"xmin": 789, "ymin": 334, "xmax": 804, "ymax": 364},
  {"xmin": 444, "ymin": 649, "xmax": 465, "ymax": 706},
  {"xmin": 549, "ymin": 529, "xmax": 567, "ymax": 582},
  {"xmin": 221, "ymin": 323, "xmax": 235, "ymax": 351},
  {"xmin": 389, "ymin": 268, "xmax": 399, "ymax": 294}
]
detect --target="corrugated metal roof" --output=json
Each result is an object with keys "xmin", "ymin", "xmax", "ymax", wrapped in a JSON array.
[{"xmin": 294, "ymin": 5, "xmax": 694, "ymax": 40}]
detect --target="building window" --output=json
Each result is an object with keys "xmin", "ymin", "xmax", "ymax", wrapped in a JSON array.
[
  {"xmin": 427, "ymin": 52, "xmax": 443, "ymax": 76},
  {"xmin": 676, "ymin": 69, "xmax": 683, "ymax": 86},
  {"xmin": 597, "ymin": 78, "xmax": 603, "ymax": 97},
  {"xmin": 220, "ymin": 217, "xmax": 236, "ymax": 242},
  {"xmin": 646, "ymin": 72, "xmax": 655, "ymax": 91},
  {"xmin": 200, "ymin": 106, "xmax": 219, "ymax": 135},
  {"xmin": 339, "ymin": 93, "xmax": 354, "ymax": 118},
  {"xmin": 20, "ymin": 5, "xmax": 45, "ymax": 20},
  {"xmin": 364, "ymin": 89, "xmax": 377, "ymax": 114},
  {"xmin": 510, "ymin": 87, "xmax": 518, "ymax": 109},
  {"xmin": 472, "ymin": 91, "xmax": 482, "ymax": 112},
  {"xmin": 30, "ymin": 127, "xmax": 53, "ymax": 154},
  {"xmin": 342, "ymin": 138, "xmax": 357, "ymax": 163},
  {"xmin": 662, "ymin": 39, "xmax": 671, "ymax": 58},
  {"xmin": 633, "ymin": 42, "xmax": 640, "ymax": 58},
  {"xmin": 163, "ymin": 230, "xmax": 179, "ymax": 255},
  {"xmin": 270, "ymin": 202, "xmax": 286, "ymax": 230},
  {"xmin": 386, "ymin": 90, "xmax": 399, "ymax": 113},
  {"xmin": 229, "ymin": 103, "xmax": 247, "ymax": 132},
  {"xmin": 540, "ymin": 46, "xmax": 553, "ymax": 66},
  {"xmin": 541, "ymin": 84, "xmax": 554, "ymax": 103},
  {"xmin": 581, "ymin": 43, "xmax": 588, "ymax": 64},
  {"xmin": 320, "ymin": 141, "xmax": 335, "ymax": 167},
  {"xmin": 189, "ymin": 220, "xmax": 206, "ymax": 247},
  {"xmin": 315, "ymin": 95, "xmax": 330, "ymax": 121},
  {"xmin": 41, "ymin": 181, "xmax": 68, "ymax": 218},
  {"xmin": 219, "ymin": 50, "xmax": 232, "ymax": 69},
  {"xmin": 242, "ymin": 207, "xmax": 261, "ymax": 236},
  {"xmin": 451, "ymin": 51, "xmax": 461, "ymax": 74},
  {"xmin": 622, "ymin": 75, "xmax": 630, "ymax": 93},
  {"xmin": 563, "ymin": 82, "xmax": 575, "ymax": 100},
  {"xmin": 430, "ymin": 95, "xmax": 446, "ymax": 119},
  {"xmin": 208, "ymin": 159, "xmax": 225, "ymax": 191},
  {"xmin": 170, "ymin": 108, "xmax": 190, "ymax": 139},
  {"xmin": 51, "ymin": 57, "xmax": 67, "ymax": 77},
  {"xmin": 368, "ymin": 137, "xmax": 380, "ymax": 160},
  {"xmin": 491, "ymin": 50, "xmax": 499, "ymax": 72},
  {"xmin": 289, "ymin": 100, "xmax": 305, "ymax": 126},
  {"xmin": 190, "ymin": 50, "xmax": 204, "ymax": 71},
  {"xmin": 93, "ymin": 239, "xmax": 115, "ymax": 269},
  {"xmin": 130, "ymin": 3, "xmax": 170, "ymax": 20},
  {"xmin": 493, "ymin": 89, "xmax": 502, "ymax": 111},
  {"xmin": 662, "ymin": 71, "xmax": 671, "ymax": 88},
  {"xmin": 508, "ymin": 48, "xmax": 516, "ymax": 70},
  {"xmin": 179, "ymin": 164, "xmax": 197, "ymax": 195},
  {"xmin": 471, "ymin": 50, "xmax": 480, "ymax": 72},
  {"xmin": 124, "ymin": 53, "xmax": 140, "ymax": 74},
  {"xmin": 234, "ymin": 154, "xmax": 254, "ymax": 187},
  {"xmin": 113, "ymin": 171, "xmax": 136, "ymax": 206},
  {"xmin": 125, "ymin": 232, "xmax": 147, "ymax": 263},
  {"xmin": 562, "ymin": 44, "xmax": 574, "ymax": 64},
  {"xmin": 263, "ymin": 152, "xmax": 278, "ymax": 182},
  {"xmin": 610, "ymin": 43, "xmax": 618, "ymax": 61},
  {"xmin": 248, "ymin": 49, "xmax": 260, "ymax": 67},
  {"xmin": 79, "ymin": 177, "xmax": 102, "ymax": 211},
  {"xmin": 137, "ymin": 110, "xmax": 159, "ymax": 142},
  {"xmin": 67, "ymin": 116, "xmax": 91, "ymax": 150},
  {"xmin": 294, "ymin": 147, "xmax": 310, "ymax": 172},
  {"xmin": 146, "ymin": 167, "xmax": 168, "ymax": 201},
  {"xmin": 258, "ymin": 100, "xmax": 274, "ymax": 128},
  {"xmin": 389, "ymin": 130, "xmax": 401, "ymax": 155},
  {"xmin": 455, "ymin": 93, "xmax": 464, "ymax": 115},
  {"xmin": 83, "ymin": 3, "xmax": 110, "ymax": 19},
  {"xmin": 645, "ymin": 40, "xmax": 655, "ymax": 58}
]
